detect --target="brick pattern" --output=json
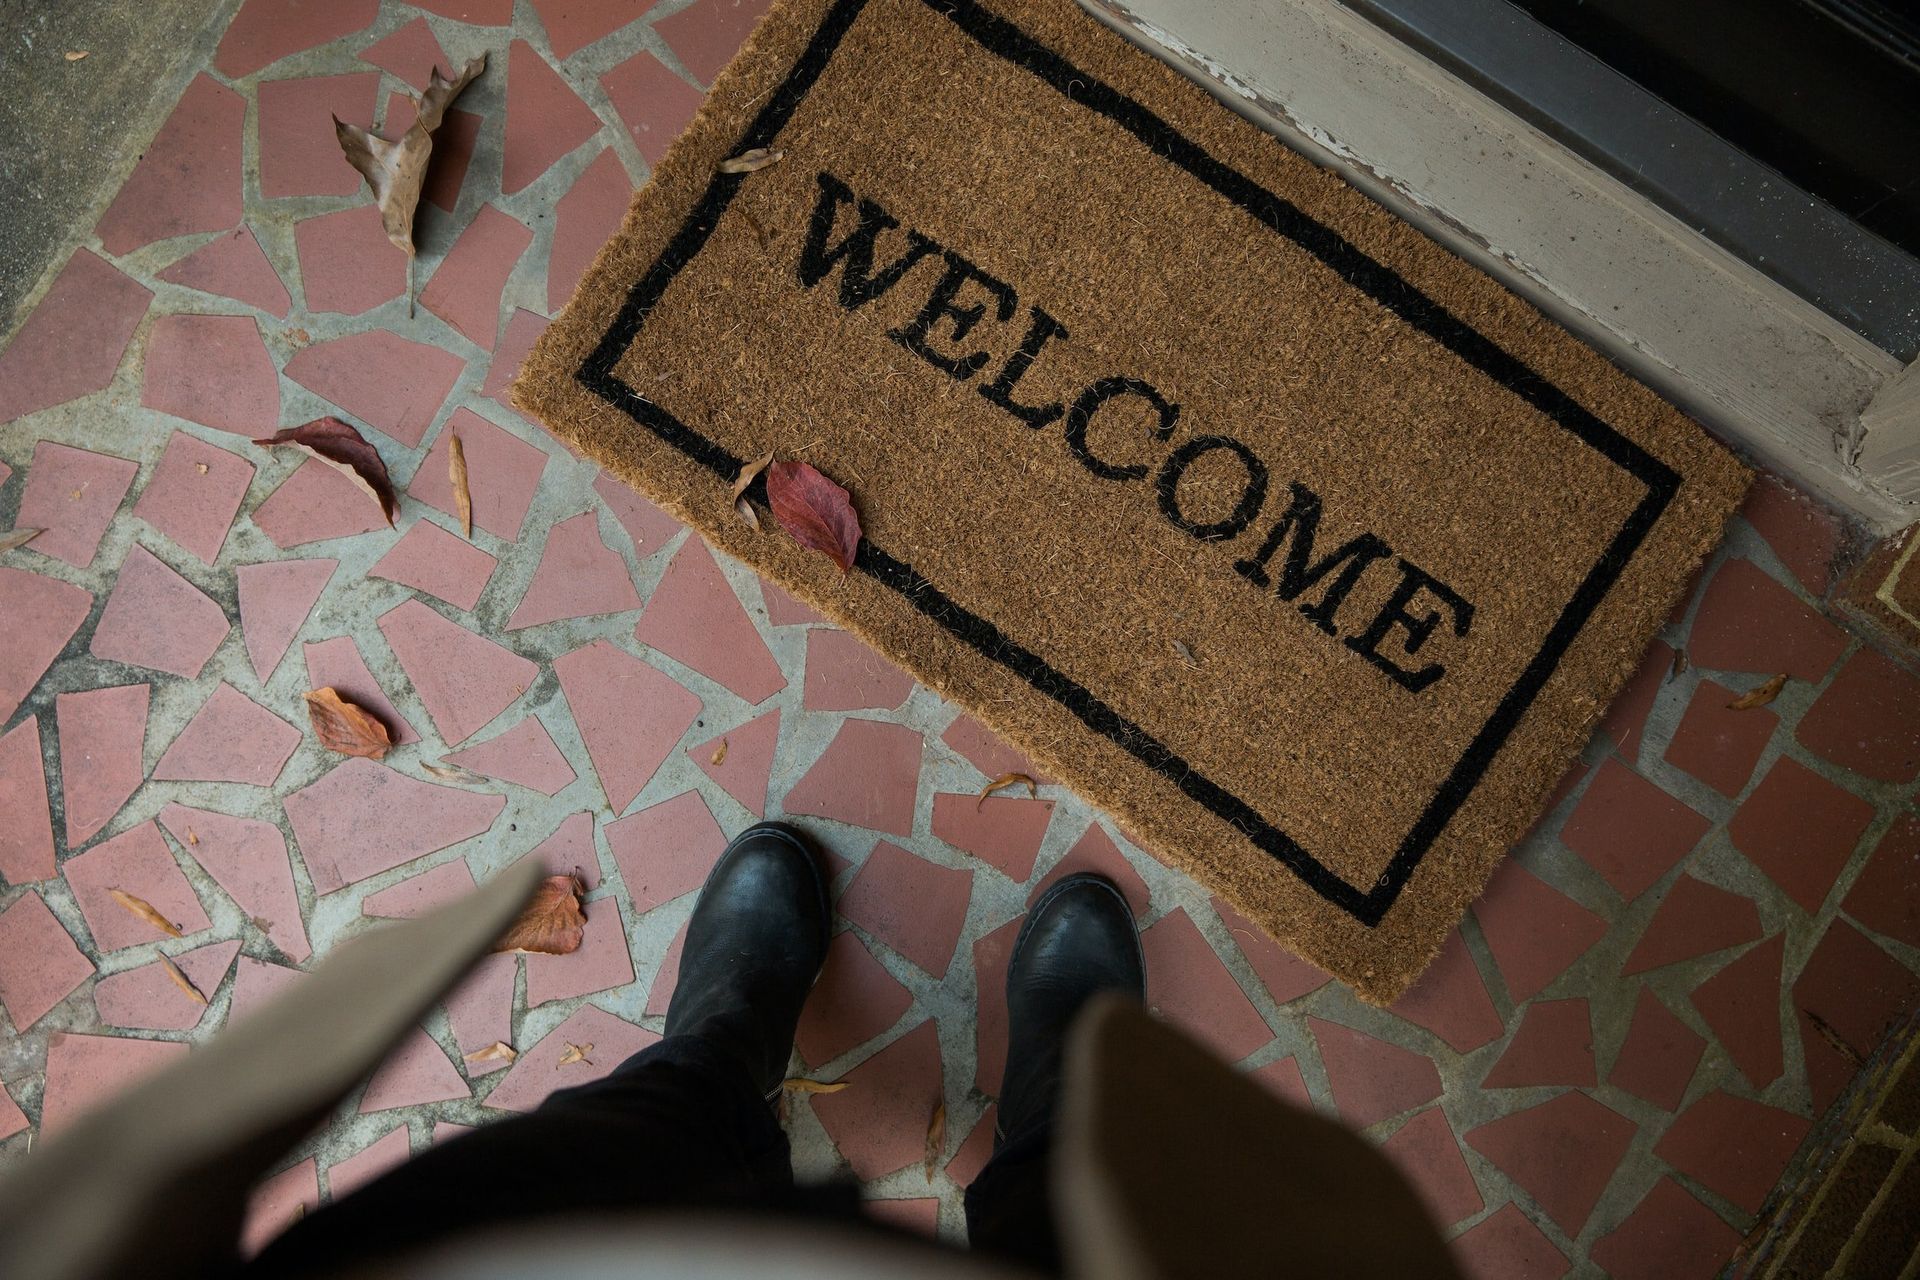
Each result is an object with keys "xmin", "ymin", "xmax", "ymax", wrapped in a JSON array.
[{"xmin": 2, "ymin": 1, "xmax": 1920, "ymax": 1274}]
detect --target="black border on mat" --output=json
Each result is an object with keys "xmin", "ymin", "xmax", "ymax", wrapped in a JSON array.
[{"xmin": 577, "ymin": 0, "xmax": 1682, "ymax": 927}]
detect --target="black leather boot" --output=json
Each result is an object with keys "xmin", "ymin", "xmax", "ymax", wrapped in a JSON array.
[
  {"xmin": 994, "ymin": 873, "xmax": 1145, "ymax": 1148},
  {"xmin": 663, "ymin": 821, "xmax": 831, "ymax": 1099}
]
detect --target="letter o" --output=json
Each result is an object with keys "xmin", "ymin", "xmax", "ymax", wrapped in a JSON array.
[{"xmin": 1155, "ymin": 435, "xmax": 1268, "ymax": 542}]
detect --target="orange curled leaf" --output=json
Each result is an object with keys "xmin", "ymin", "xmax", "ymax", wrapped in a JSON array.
[
  {"xmin": 1727, "ymin": 674, "xmax": 1787, "ymax": 710},
  {"xmin": 304, "ymin": 687, "xmax": 393, "ymax": 760},
  {"xmin": 765, "ymin": 461, "xmax": 861, "ymax": 572},
  {"xmin": 465, "ymin": 1041, "xmax": 517, "ymax": 1064},
  {"xmin": 255, "ymin": 418, "xmax": 397, "ymax": 526},
  {"xmin": 710, "ymin": 738, "xmax": 729, "ymax": 766},
  {"xmin": 158, "ymin": 954, "xmax": 208, "ymax": 1005},
  {"xmin": 492, "ymin": 874, "xmax": 587, "ymax": 955},
  {"xmin": 557, "ymin": 1042, "xmax": 593, "ymax": 1067},
  {"xmin": 449, "ymin": 431, "xmax": 472, "ymax": 539},
  {"xmin": 783, "ymin": 1078, "xmax": 849, "ymax": 1094},
  {"xmin": 978, "ymin": 772, "xmax": 1037, "ymax": 807},
  {"xmin": 923, "ymin": 1100, "xmax": 946, "ymax": 1182},
  {"xmin": 110, "ymin": 889, "xmax": 183, "ymax": 938}
]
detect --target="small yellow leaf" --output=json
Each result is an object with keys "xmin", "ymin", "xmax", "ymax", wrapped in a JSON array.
[
  {"xmin": 782, "ymin": 1078, "xmax": 849, "ymax": 1094},
  {"xmin": 557, "ymin": 1042, "xmax": 593, "ymax": 1067},
  {"xmin": 185, "ymin": 827, "xmax": 199, "ymax": 846},
  {"xmin": 977, "ymin": 772, "xmax": 1037, "ymax": 808},
  {"xmin": 1727, "ymin": 674, "xmax": 1787, "ymax": 711},
  {"xmin": 110, "ymin": 889, "xmax": 183, "ymax": 938},
  {"xmin": 711, "ymin": 738, "xmax": 729, "ymax": 766},
  {"xmin": 158, "ymin": 954, "xmax": 208, "ymax": 1005},
  {"xmin": 923, "ymin": 1100, "xmax": 946, "ymax": 1182},
  {"xmin": 449, "ymin": 432, "xmax": 472, "ymax": 539},
  {"xmin": 464, "ymin": 1041, "xmax": 517, "ymax": 1064},
  {"xmin": 719, "ymin": 148, "xmax": 784, "ymax": 174}
]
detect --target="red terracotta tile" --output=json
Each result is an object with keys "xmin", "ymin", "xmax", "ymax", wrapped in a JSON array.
[
  {"xmin": 1599, "ymin": 639, "xmax": 1674, "ymax": 766},
  {"xmin": 654, "ymin": 0, "xmax": 773, "ymax": 84},
  {"xmin": 14, "ymin": 440, "xmax": 138, "ymax": 567},
  {"xmin": 241, "ymin": 1159, "xmax": 319, "ymax": 1258},
  {"xmin": 0, "ymin": 251, "xmax": 149, "ymax": 424},
  {"xmin": 784, "ymin": 719, "xmax": 923, "ymax": 838},
  {"xmin": 1484, "ymin": 999, "xmax": 1595, "ymax": 1088},
  {"xmin": 1472, "ymin": 862, "xmax": 1607, "ymax": 1001},
  {"xmin": 1388, "ymin": 928, "xmax": 1505, "ymax": 1053},
  {"xmin": 423, "ymin": 204, "xmax": 533, "ymax": 349},
  {"xmin": 381, "ymin": 93, "xmax": 480, "ymax": 213},
  {"xmin": 1661, "ymin": 678, "xmax": 1778, "ymax": 798},
  {"xmin": 1622, "ymin": 875, "xmax": 1762, "ymax": 976},
  {"xmin": 808, "ymin": 1019, "xmax": 943, "ymax": 1181},
  {"xmin": 530, "ymin": 0, "xmax": 639, "ymax": 57},
  {"xmin": 358, "ymin": 16, "xmax": 450, "ymax": 89},
  {"xmin": 328, "ymin": 1125, "xmax": 412, "ymax": 1197},
  {"xmin": 0, "ymin": 570, "xmax": 90, "ymax": 725},
  {"xmin": 1560, "ymin": 760, "xmax": 1710, "ymax": 901},
  {"xmin": 796, "ymin": 931, "xmax": 915, "ymax": 1068},
  {"xmin": 553, "ymin": 638, "xmax": 703, "ymax": 813},
  {"xmin": 227, "ymin": 956, "xmax": 306, "ymax": 1025},
  {"xmin": 1033, "ymin": 824, "xmax": 1150, "ymax": 917},
  {"xmin": 607, "ymin": 790, "xmax": 725, "ymax": 913},
  {"xmin": 600, "ymin": 49, "xmax": 705, "ymax": 168},
  {"xmin": 0, "ymin": 1085, "xmax": 21, "ymax": 1141},
  {"xmin": 142, "ymin": 313, "xmax": 281, "ymax": 436},
  {"xmin": 1465, "ymin": 1091, "xmax": 1636, "ymax": 1236},
  {"xmin": 972, "ymin": 917, "xmax": 1019, "ymax": 1094},
  {"xmin": 66, "ymin": 820, "xmax": 211, "ymax": 950},
  {"xmin": 1794, "ymin": 920, "xmax": 1920, "ymax": 1116},
  {"xmin": 1144, "ymin": 908, "xmax": 1273, "ymax": 1064},
  {"xmin": 237, "ymin": 558, "xmax": 336, "ymax": 682},
  {"xmin": 1687, "ymin": 558, "xmax": 1847, "ymax": 682},
  {"xmin": 368, "ymin": 519, "xmax": 496, "ymax": 611},
  {"xmin": 691, "ymin": 708, "xmax": 780, "ymax": 817},
  {"xmin": 255, "ymin": 456, "xmax": 393, "ymax": 547},
  {"xmin": 527, "ymin": 898, "xmax": 634, "ymax": 1004},
  {"xmin": 864, "ymin": 1196, "xmax": 938, "ymax": 1237},
  {"xmin": 548, "ymin": 148, "xmax": 632, "ymax": 312},
  {"xmin": 1728, "ymin": 757, "xmax": 1874, "ymax": 915},
  {"xmin": 930, "ymin": 792, "xmax": 1053, "ymax": 881},
  {"xmin": 1308, "ymin": 1017, "xmax": 1442, "ymax": 1128},
  {"xmin": 444, "ymin": 715, "xmax": 576, "ymax": 796},
  {"xmin": 40, "ymin": 1032, "xmax": 188, "ymax": 1137},
  {"xmin": 1212, "ymin": 894, "xmax": 1330, "ymax": 1005},
  {"xmin": 0, "ymin": 717, "xmax": 53, "ymax": 882},
  {"xmin": 517, "ymin": 809, "xmax": 601, "ymax": 890},
  {"xmin": 1250, "ymin": 1056, "xmax": 1315, "ymax": 1109},
  {"xmin": 363, "ymin": 859, "xmax": 477, "ymax": 918},
  {"xmin": 1796, "ymin": 647, "xmax": 1920, "ymax": 782},
  {"xmin": 760, "ymin": 576, "xmax": 827, "ymax": 627},
  {"xmin": 294, "ymin": 205, "xmax": 408, "ymax": 315},
  {"xmin": 1689, "ymin": 934, "xmax": 1784, "ymax": 1089},
  {"xmin": 55, "ymin": 683, "xmax": 149, "ymax": 846},
  {"xmin": 156, "ymin": 226, "xmax": 291, "ymax": 317},
  {"xmin": 1381, "ymin": 1106, "xmax": 1484, "ymax": 1229},
  {"xmin": 445, "ymin": 952, "xmax": 516, "ymax": 1074},
  {"xmin": 153, "ymin": 683, "xmax": 300, "ymax": 786},
  {"xmin": 635, "ymin": 537, "xmax": 786, "ymax": 704},
  {"xmin": 258, "ymin": 73, "xmax": 379, "ymax": 199},
  {"xmin": 132, "ymin": 432, "xmax": 254, "ymax": 565},
  {"xmin": 95, "ymin": 76, "xmax": 246, "ymax": 254},
  {"xmin": 1450, "ymin": 1203, "xmax": 1569, "ymax": 1280},
  {"xmin": 1743, "ymin": 475, "xmax": 1842, "ymax": 599},
  {"xmin": 284, "ymin": 757, "xmax": 505, "ymax": 893},
  {"xmin": 0, "ymin": 891, "xmax": 94, "ymax": 1030},
  {"xmin": 500, "ymin": 41, "xmax": 602, "ymax": 195},
  {"xmin": 940, "ymin": 713, "xmax": 1052, "ymax": 784},
  {"xmin": 160, "ymin": 804, "xmax": 311, "ymax": 962},
  {"xmin": 216, "ymin": 0, "xmax": 380, "ymax": 78},
  {"xmin": 945, "ymin": 1103, "xmax": 997, "ymax": 1185},
  {"xmin": 597, "ymin": 473, "xmax": 682, "ymax": 558},
  {"xmin": 361, "ymin": 1027, "xmax": 471, "ymax": 1112},
  {"xmin": 1653, "ymin": 1090, "xmax": 1812, "ymax": 1214},
  {"xmin": 1844, "ymin": 813, "xmax": 1920, "ymax": 949},
  {"xmin": 644, "ymin": 921, "xmax": 687, "ymax": 1016},
  {"xmin": 484, "ymin": 1005, "xmax": 659, "ymax": 1112},
  {"xmin": 91, "ymin": 544, "xmax": 230, "ymax": 678},
  {"xmin": 284, "ymin": 330, "xmax": 465, "ymax": 448},
  {"xmin": 840, "ymin": 840, "xmax": 972, "ymax": 979},
  {"xmin": 508, "ymin": 511, "xmax": 642, "ymax": 628},
  {"xmin": 1608, "ymin": 988, "xmax": 1705, "ymax": 1111},
  {"xmin": 378, "ymin": 598, "xmax": 537, "ymax": 746},
  {"xmin": 1589, "ymin": 1177, "xmax": 1743, "ymax": 1280},
  {"xmin": 305, "ymin": 635, "xmax": 421, "ymax": 744},
  {"xmin": 411, "ymin": 409, "xmax": 549, "ymax": 541},
  {"xmin": 482, "ymin": 308, "xmax": 548, "ymax": 403},
  {"xmin": 409, "ymin": 0, "xmax": 514, "ymax": 24},
  {"xmin": 803, "ymin": 629, "xmax": 915, "ymax": 712},
  {"xmin": 94, "ymin": 939, "xmax": 240, "ymax": 1031}
]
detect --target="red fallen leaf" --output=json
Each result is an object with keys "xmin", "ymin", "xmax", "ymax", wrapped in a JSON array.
[
  {"xmin": 1727, "ymin": 673, "xmax": 1787, "ymax": 710},
  {"xmin": 765, "ymin": 461, "xmax": 861, "ymax": 572},
  {"xmin": 303, "ymin": 687, "xmax": 393, "ymax": 760},
  {"xmin": 492, "ymin": 874, "xmax": 587, "ymax": 955},
  {"xmin": 254, "ymin": 417, "xmax": 397, "ymax": 526}
]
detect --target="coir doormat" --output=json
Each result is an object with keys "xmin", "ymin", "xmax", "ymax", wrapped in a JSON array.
[{"xmin": 515, "ymin": 0, "xmax": 1747, "ymax": 1002}]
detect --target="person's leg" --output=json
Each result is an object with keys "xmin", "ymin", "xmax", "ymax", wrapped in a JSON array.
[
  {"xmin": 246, "ymin": 822, "xmax": 832, "ymax": 1278},
  {"xmin": 964, "ymin": 874, "xmax": 1145, "ymax": 1274}
]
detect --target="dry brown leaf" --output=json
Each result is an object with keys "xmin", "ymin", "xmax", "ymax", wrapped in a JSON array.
[
  {"xmin": 735, "ymin": 497, "xmax": 760, "ymax": 530},
  {"xmin": 557, "ymin": 1042, "xmax": 593, "ymax": 1067},
  {"xmin": 978, "ymin": 772, "xmax": 1037, "ymax": 807},
  {"xmin": 111, "ymin": 889, "xmax": 183, "ymax": 938},
  {"xmin": 158, "ymin": 954, "xmax": 208, "ymax": 1005},
  {"xmin": 65, "ymin": 50, "xmax": 88, "ymax": 61},
  {"xmin": 449, "ymin": 431, "xmax": 472, "ymax": 538},
  {"xmin": 423, "ymin": 760, "xmax": 485, "ymax": 785},
  {"xmin": 719, "ymin": 148, "xmax": 784, "ymax": 174},
  {"xmin": 731, "ymin": 451, "xmax": 774, "ymax": 504},
  {"xmin": 185, "ymin": 827, "xmax": 198, "ymax": 846},
  {"xmin": 710, "ymin": 738, "xmax": 729, "ymax": 766},
  {"xmin": 249, "ymin": 915, "xmax": 274, "ymax": 934},
  {"xmin": 782, "ymin": 1078, "xmax": 849, "ymax": 1094},
  {"xmin": 1727, "ymin": 674, "xmax": 1787, "ymax": 710},
  {"xmin": 304, "ymin": 687, "xmax": 393, "ymax": 759},
  {"xmin": 1671, "ymin": 648, "xmax": 1689, "ymax": 679},
  {"xmin": 254, "ymin": 418, "xmax": 397, "ymax": 525},
  {"xmin": 765, "ymin": 461, "xmax": 862, "ymax": 572},
  {"xmin": 492, "ymin": 874, "xmax": 587, "ymax": 955},
  {"xmin": 0, "ymin": 528, "xmax": 43, "ymax": 553},
  {"xmin": 194, "ymin": 462, "xmax": 209, "ymax": 475},
  {"xmin": 334, "ymin": 54, "xmax": 486, "ymax": 312},
  {"xmin": 464, "ymin": 1041, "xmax": 517, "ymax": 1064},
  {"xmin": 923, "ymin": 1100, "xmax": 946, "ymax": 1182}
]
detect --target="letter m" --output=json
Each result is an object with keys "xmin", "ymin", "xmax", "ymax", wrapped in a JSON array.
[
  {"xmin": 1233, "ymin": 482, "xmax": 1392, "ymax": 634},
  {"xmin": 796, "ymin": 171, "xmax": 940, "ymax": 309}
]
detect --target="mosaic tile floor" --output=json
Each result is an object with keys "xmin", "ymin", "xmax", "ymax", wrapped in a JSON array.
[{"xmin": 3, "ymin": 1, "xmax": 1920, "ymax": 1274}]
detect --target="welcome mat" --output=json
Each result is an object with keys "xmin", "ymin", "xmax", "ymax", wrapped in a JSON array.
[{"xmin": 515, "ymin": 0, "xmax": 1747, "ymax": 1002}]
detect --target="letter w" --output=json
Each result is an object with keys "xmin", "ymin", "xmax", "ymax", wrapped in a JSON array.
[
  {"xmin": 797, "ymin": 171, "xmax": 939, "ymax": 309},
  {"xmin": 1233, "ymin": 482, "xmax": 1392, "ymax": 634}
]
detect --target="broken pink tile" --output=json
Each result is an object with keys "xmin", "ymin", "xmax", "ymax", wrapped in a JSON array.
[
  {"xmin": 1792, "ymin": 921, "xmax": 1920, "ymax": 1115},
  {"xmin": 93, "ymin": 939, "xmax": 240, "ymax": 1031},
  {"xmin": 530, "ymin": 0, "xmax": 639, "ymax": 57},
  {"xmin": 809, "ymin": 1019, "xmax": 944, "ymax": 1180},
  {"xmin": 257, "ymin": 73, "xmax": 380, "ymax": 199},
  {"xmin": 378, "ymin": 598, "xmax": 537, "ymax": 745},
  {"xmin": 803, "ymin": 630, "xmax": 914, "ymax": 712},
  {"xmin": 411, "ymin": 409, "xmax": 548, "ymax": 540},
  {"xmin": 554, "ymin": 638, "xmax": 703, "ymax": 814},
  {"xmin": 0, "ymin": 251, "xmax": 150, "ymax": 424},
  {"xmin": 1250, "ymin": 1057, "xmax": 1315, "ymax": 1110},
  {"xmin": 1796, "ymin": 645, "xmax": 1920, "ymax": 783},
  {"xmin": 606, "ymin": 789, "xmax": 726, "ymax": 912},
  {"xmin": 971, "ymin": 918, "xmax": 1020, "ymax": 1094},
  {"xmin": 13, "ymin": 440, "xmax": 138, "ymax": 567},
  {"xmin": 644, "ymin": 921, "xmax": 687, "ymax": 1016},
  {"xmin": 410, "ymin": 0, "xmax": 514, "ymax": 22},
  {"xmin": 840, "ymin": 840, "xmax": 972, "ymax": 979},
  {"xmin": 1653, "ymin": 1091, "xmax": 1812, "ymax": 1215},
  {"xmin": 600, "ymin": 48, "xmax": 706, "ymax": 168},
  {"xmin": 1308, "ymin": 1017, "xmax": 1441, "ymax": 1128},
  {"xmin": 65, "ymin": 820, "xmax": 211, "ymax": 951},
  {"xmin": 90, "ymin": 544, "xmax": 230, "ymax": 678},
  {"xmin": 1451, "ymin": 1202, "xmax": 1568, "ymax": 1280},
  {"xmin": 1559, "ymin": 759, "xmax": 1711, "ymax": 901},
  {"xmin": 361, "ymin": 1027, "xmax": 470, "ymax": 1111},
  {"xmin": 1589, "ymin": 1178, "xmax": 1744, "ymax": 1280},
  {"xmin": 940, "ymin": 713, "xmax": 1051, "ymax": 784},
  {"xmin": 1690, "ymin": 933, "xmax": 1785, "ymax": 1089},
  {"xmin": 420, "ymin": 205, "xmax": 532, "ymax": 348},
  {"xmin": 0, "ymin": 892, "xmax": 94, "ymax": 1030},
  {"xmin": 864, "ymin": 1197, "xmax": 938, "ymax": 1238},
  {"xmin": 254, "ymin": 457, "xmax": 394, "ymax": 548},
  {"xmin": 433, "ymin": 1121, "xmax": 473, "ymax": 1142},
  {"xmin": 596, "ymin": 472, "xmax": 682, "ymax": 558},
  {"xmin": 55, "ymin": 684, "xmax": 148, "ymax": 846},
  {"xmin": 305, "ymin": 634, "xmax": 420, "ymax": 744},
  {"xmin": 284, "ymin": 330, "xmax": 465, "ymax": 448},
  {"xmin": 1483, "ymin": 998, "xmax": 1595, "ymax": 1088},
  {"xmin": 1663, "ymin": 677, "xmax": 1778, "ymax": 798},
  {"xmin": 1622, "ymin": 875, "xmax": 1763, "ymax": 975},
  {"xmin": 509, "ymin": 511, "xmax": 642, "ymax": 628},
  {"xmin": 227, "ymin": 956, "xmax": 306, "ymax": 1026},
  {"xmin": 328, "ymin": 1125, "xmax": 412, "ymax": 1198},
  {"xmin": 946, "ymin": 1104, "xmax": 997, "ymax": 1185},
  {"xmin": 293, "ymin": 205, "xmax": 408, "ymax": 315},
  {"xmin": 1380, "ymin": 1106, "xmax": 1483, "ymax": 1230},
  {"xmin": 94, "ymin": 76, "xmax": 246, "ymax": 255},
  {"xmin": 655, "ymin": 0, "xmax": 771, "ymax": 84},
  {"xmin": 40, "ymin": 1032, "xmax": 189, "ymax": 1136},
  {"xmin": 1471, "ymin": 861, "xmax": 1607, "ymax": 1001},
  {"xmin": 242, "ymin": 1160, "xmax": 319, "ymax": 1258},
  {"xmin": 1732, "ymin": 756, "xmax": 1877, "ymax": 915},
  {"xmin": 690, "ymin": 708, "xmax": 779, "ymax": 817},
  {"xmin": 482, "ymin": 308, "xmax": 548, "ymax": 405},
  {"xmin": 382, "ymin": 92, "xmax": 480, "ymax": 213},
  {"xmin": 517, "ymin": 810, "xmax": 601, "ymax": 890},
  {"xmin": 444, "ymin": 716, "xmax": 576, "ymax": 796},
  {"xmin": 358, "ymin": 16, "xmax": 450, "ymax": 89},
  {"xmin": 445, "ymin": 952, "xmax": 516, "ymax": 1074},
  {"xmin": 216, "ymin": 0, "xmax": 380, "ymax": 77},
  {"xmin": 1688, "ymin": 557, "xmax": 1848, "ymax": 682},
  {"xmin": 363, "ymin": 859, "xmax": 478, "ymax": 918},
  {"xmin": 369, "ymin": 518, "xmax": 497, "ymax": 611},
  {"xmin": 635, "ymin": 538, "xmax": 786, "ymax": 704},
  {"xmin": 1388, "ymin": 928, "xmax": 1504, "ymax": 1053},
  {"xmin": 284, "ymin": 757, "xmax": 505, "ymax": 893},
  {"xmin": 1034, "ymin": 824, "xmax": 1150, "ymax": 917},
  {"xmin": 153, "ymin": 683, "xmax": 300, "ymax": 786},
  {"xmin": 797, "ymin": 932, "xmax": 915, "ymax": 1068},
  {"xmin": 501, "ymin": 41, "xmax": 602, "ymax": 194},
  {"xmin": 1213, "ymin": 894, "xmax": 1331, "ymax": 1006},
  {"xmin": 931, "ymin": 792, "xmax": 1054, "ymax": 881},
  {"xmin": 526, "ymin": 898, "xmax": 635, "ymax": 1004},
  {"xmin": 1143, "ymin": 908, "xmax": 1273, "ymax": 1064},
  {"xmin": 156, "ymin": 226, "xmax": 291, "ymax": 317},
  {"xmin": 1743, "ymin": 474, "xmax": 1843, "ymax": 598},
  {"xmin": 237, "ymin": 558, "xmax": 337, "ymax": 681},
  {"xmin": 784, "ymin": 719, "xmax": 923, "ymax": 838},
  {"xmin": 484, "ymin": 1005, "xmax": 659, "ymax": 1113},
  {"xmin": 1608, "ymin": 987, "xmax": 1706, "ymax": 1112},
  {"xmin": 759, "ymin": 576, "xmax": 827, "ymax": 627},
  {"xmin": 159, "ymin": 804, "xmax": 311, "ymax": 962},
  {"xmin": 1465, "ymin": 1091, "xmax": 1636, "ymax": 1238},
  {"xmin": 141, "ymin": 313, "xmax": 281, "ymax": 437},
  {"xmin": 132, "ymin": 432, "xmax": 255, "ymax": 565},
  {"xmin": 0, "ymin": 718, "xmax": 54, "ymax": 882},
  {"xmin": 547, "ymin": 148, "xmax": 631, "ymax": 311},
  {"xmin": 1845, "ymin": 813, "xmax": 1920, "ymax": 951},
  {"xmin": 0, "ymin": 570, "xmax": 91, "ymax": 724}
]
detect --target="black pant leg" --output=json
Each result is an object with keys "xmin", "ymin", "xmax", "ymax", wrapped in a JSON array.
[{"xmin": 963, "ymin": 1124, "xmax": 1061, "ymax": 1275}]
